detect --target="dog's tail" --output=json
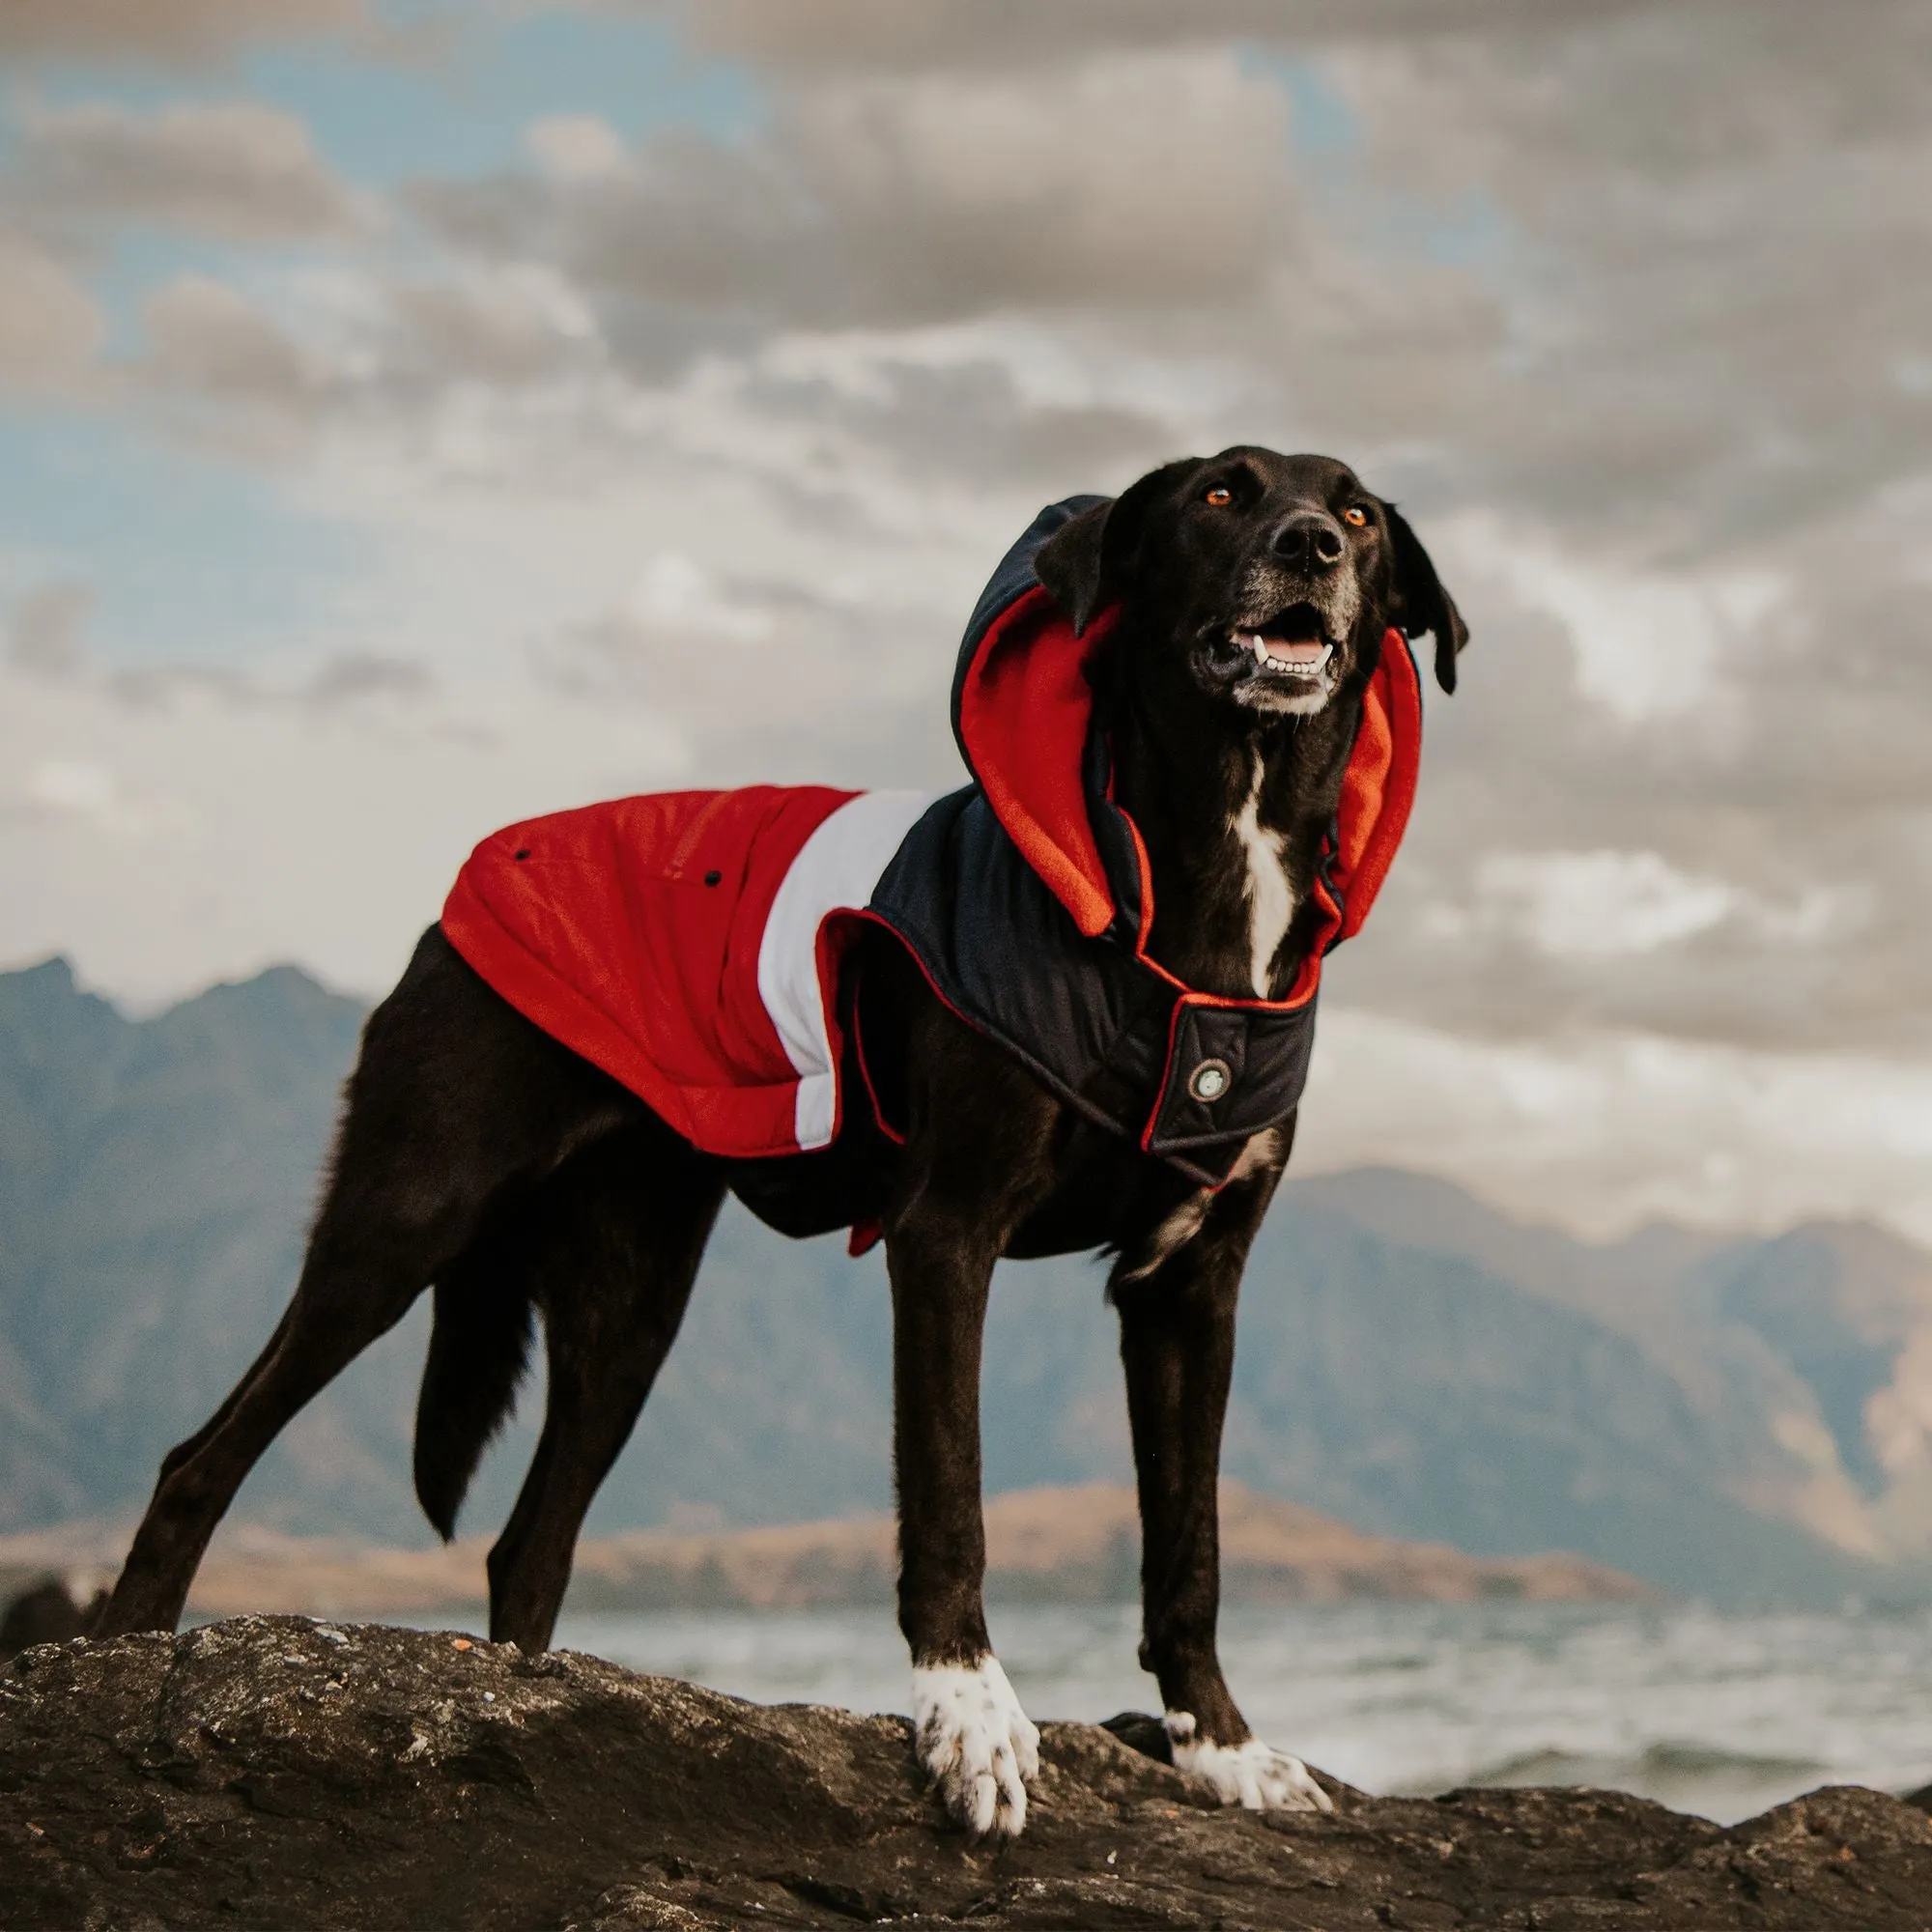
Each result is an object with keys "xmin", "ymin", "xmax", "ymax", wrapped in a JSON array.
[{"xmin": 413, "ymin": 1269, "xmax": 534, "ymax": 1542}]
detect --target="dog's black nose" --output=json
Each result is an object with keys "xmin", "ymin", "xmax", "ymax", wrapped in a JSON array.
[{"xmin": 1270, "ymin": 512, "xmax": 1346, "ymax": 571}]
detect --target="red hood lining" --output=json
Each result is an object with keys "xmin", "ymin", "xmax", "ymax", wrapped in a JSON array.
[{"xmin": 955, "ymin": 589, "xmax": 1122, "ymax": 939}]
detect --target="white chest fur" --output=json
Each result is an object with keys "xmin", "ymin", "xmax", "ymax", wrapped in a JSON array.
[{"xmin": 1231, "ymin": 753, "xmax": 1294, "ymax": 998}]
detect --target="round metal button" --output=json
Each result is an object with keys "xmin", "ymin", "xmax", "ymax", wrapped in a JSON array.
[{"xmin": 1188, "ymin": 1057, "xmax": 1233, "ymax": 1103}]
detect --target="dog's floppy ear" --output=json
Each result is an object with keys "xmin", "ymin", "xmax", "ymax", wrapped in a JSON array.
[
  {"xmin": 1385, "ymin": 503, "xmax": 1469, "ymax": 694},
  {"xmin": 1035, "ymin": 458, "xmax": 1200, "ymax": 637}
]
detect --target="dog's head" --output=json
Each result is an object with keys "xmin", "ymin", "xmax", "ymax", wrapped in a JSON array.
[{"xmin": 1035, "ymin": 446, "xmax": 1468, "ymax": 707}]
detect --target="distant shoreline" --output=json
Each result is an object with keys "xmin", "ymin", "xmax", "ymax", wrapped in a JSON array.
[{"xmin": 0, "ymin": 1481, "xmax": 1648, "ymax": 1619}]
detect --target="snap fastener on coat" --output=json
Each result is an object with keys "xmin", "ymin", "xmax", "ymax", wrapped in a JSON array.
[{"xmin": 1188, "ymin": 1058, "xmax": 1232, "ymax": 1103}]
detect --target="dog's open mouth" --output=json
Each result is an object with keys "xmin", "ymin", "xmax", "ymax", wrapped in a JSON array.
[{"xmin": 1230, "ymin": 604, "xmax": 1333, "ymax": 680}]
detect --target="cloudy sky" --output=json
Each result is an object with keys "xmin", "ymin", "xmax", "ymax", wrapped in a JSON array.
[{"xmin": 3, "ymin": 0, "xmax": 1930, "ymax": 1239}]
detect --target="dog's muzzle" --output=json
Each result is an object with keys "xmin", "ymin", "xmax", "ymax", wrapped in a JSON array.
[
  {"xmin": 1228, "ymin": 602, "xmax": 1335, "ymax": 682},
  {"xmin": 1199, "ymin": 598, "xmax": 1348, "ymax": 710}
]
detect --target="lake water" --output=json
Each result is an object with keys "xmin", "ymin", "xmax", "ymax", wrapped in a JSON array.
[{"xmin": 543, "ymin": 1600, "xmax": 1932, "ymax": 1825}]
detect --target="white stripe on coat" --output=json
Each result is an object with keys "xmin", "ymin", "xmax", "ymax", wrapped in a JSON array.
[{"xmin": 756, "ymin": 789, "xmax": 938, "ymax": 1150}]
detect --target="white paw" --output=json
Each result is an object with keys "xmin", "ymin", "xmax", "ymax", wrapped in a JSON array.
[
  {"xmin": 911, "ymin": 1656, "xmax": 1040, "ymax": 1838},
  {"xmin": 1165, "ymin": 1710, "xmax": 1333, "ymax": 1813}
]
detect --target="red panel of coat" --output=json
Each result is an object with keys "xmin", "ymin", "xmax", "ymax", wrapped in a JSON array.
[{"xmin": 442, "ymin": 785, "xmax": 935, "ymax": 1158}]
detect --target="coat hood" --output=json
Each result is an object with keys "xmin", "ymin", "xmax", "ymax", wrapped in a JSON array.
[{"xmin": 948, "ymin": 497, "xmax": 1424, "ymax": 980}]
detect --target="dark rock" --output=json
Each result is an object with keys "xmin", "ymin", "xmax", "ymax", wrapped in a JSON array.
[
  {"xmin": 1098, "ymin": 1708, "xmax": 1174, "ymax": 1763},
  {"xmin": 0, "ymin": 1577, "xmax": 104, "ymax": 1661},
  {"xmin": 4, "ymin": 1616, "xmax": 1932, "ymax": 1929}
]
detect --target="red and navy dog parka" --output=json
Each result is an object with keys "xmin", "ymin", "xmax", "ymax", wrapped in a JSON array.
[{"xmin": 441, "ymin": 498, "xmax": 1422, "ymax": 1237}]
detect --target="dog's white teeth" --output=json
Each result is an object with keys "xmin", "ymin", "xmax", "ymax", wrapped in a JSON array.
[
  {"xmin": 1231, "ymin": 629, "xmax": 1331, "ymax": 675},
  {"xmin": 1242, "ymin": 638, "xmax": 1331, "ymax": 674}
]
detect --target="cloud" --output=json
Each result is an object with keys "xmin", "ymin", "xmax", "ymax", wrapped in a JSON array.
[
  {"xmin": 377, "ymin": 267, "xmax": 606, "ymax": 389},
  {"xmin": 0, "ymin": 0, "xmax": 362, "ymax": 64},
  {"xmin": 1463, "ymin": 850, "xmax": 1744, "ymax": 960},
  {"xmin": 1444, "ymin": 849, "xmax": 1854, "ymax": 961},
  {"xmin": 139, "ymin": 274, "xmax": 327, "ymax": 454},
  {"xmin": 524, "ymin": 114, "xmax": 631, "ymax": 184},
  {"xmin": 416, "ymin": 48, "xmax": 1301, "ymax": 330},
  {"xmin": 14, "ymin": 100, "xmax": 362, "ymax": 242},
  {"xmin": 131, "ymin": 260, "xmax": 613, "ymax": 460},
  {"xmin": 531, "ymin": 542, "xmax": 969, "ymax": 788},
  {"xmin": 1313, "ymin": 6, "xmax": 1932, "ymax": 542},
  {"xmin": 1326, "ymin": 560, "xmax": 1932, "ymax": 1059},
  {"xmin": 6, "ymin": 582, "xmax": 94, "ymax": 676},
  {"xmin": 0, "ymin": 644, "xmax": 686, "ymax": 1004},
  {"xmin": 101, "ymin": 651, "xmax": 440, "ymax": 719},
  {"xmin": 4, "ymin": 754, "xmax": 192, "ymax": 841},
  {"xmin": 1298, "ymin": 1009, "xmax": 1932, "ymax": 1244},
  {"xmin": 384, "ymin": 6, "xmax": 1932, "ymax": 557},
  {"xmin": 0, "ymin": 242, "xmax": 104, "ymax": 390},
  {"xmin": 645, "ymin": 0, "xmax": 1664, "ymax": 74},
  {"xmin": 1454, "ymin": 516, "xmax": 1783, "ymax": 725}
]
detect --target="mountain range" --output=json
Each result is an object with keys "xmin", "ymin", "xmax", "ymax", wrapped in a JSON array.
[{"xmin": 4, "ymin": 955, "xmax": 1931, "ymax": 1607}]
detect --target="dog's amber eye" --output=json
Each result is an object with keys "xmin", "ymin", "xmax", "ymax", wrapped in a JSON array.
[
  {"xmin": 1204, "ymin": 485, "xmax": 1234, "ymax": 507},
  {"xmin": 1344, "ymin": 504, "xmax": 1371, "ymax": 527}
]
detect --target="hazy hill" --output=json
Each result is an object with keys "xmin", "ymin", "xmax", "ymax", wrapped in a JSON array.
[
  {"xmin": 1294, "ymin": 1169, "xmax": 1932, "ymax": 1565},
  {"xmin": 0, "ymin": 959, "xmax": 367, "ymax": 1526},
  {"xmin": 2, "ymin": 956, "xmax": 1927, "ymax": 1606},
  {"xmin": 0, "ymin": 1481, "xmax": 1647, "ymax": 1619}
]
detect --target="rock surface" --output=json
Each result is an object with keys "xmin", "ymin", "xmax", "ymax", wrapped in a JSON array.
[{"xmin": 5, "ymin": 1616, "xmax": 1932, "ymax": 1930}]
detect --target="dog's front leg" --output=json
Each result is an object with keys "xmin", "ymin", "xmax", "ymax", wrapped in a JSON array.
[
  {"xmin": 1113, "ymin": 1144, "xmax": 1332, "ymax": 1814},
  {"xmin": 887, "ymin": 1199, "xmax": 1039, "ymax": 1838}
]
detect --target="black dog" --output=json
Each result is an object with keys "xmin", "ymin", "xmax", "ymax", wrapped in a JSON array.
[{"xmin": 99, "ymin": 448, "xmax": 1464, "ymax": 1838}]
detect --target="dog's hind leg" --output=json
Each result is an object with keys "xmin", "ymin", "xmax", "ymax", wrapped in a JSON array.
[
  {"xmin": 98, "ymin": 1210, "xmax": 455, "ymax": 1637},
  {"xmin": 483, "ymin": 1119, "xmax": 724, "ymax": 1652},
  {"xmin": 1111, "ymin": 1123, "xmax": 1330, "ymax": 1814},
  {"xmin": 98, "ymin": 929, "xmax": 637, "ymax": 1638}
]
